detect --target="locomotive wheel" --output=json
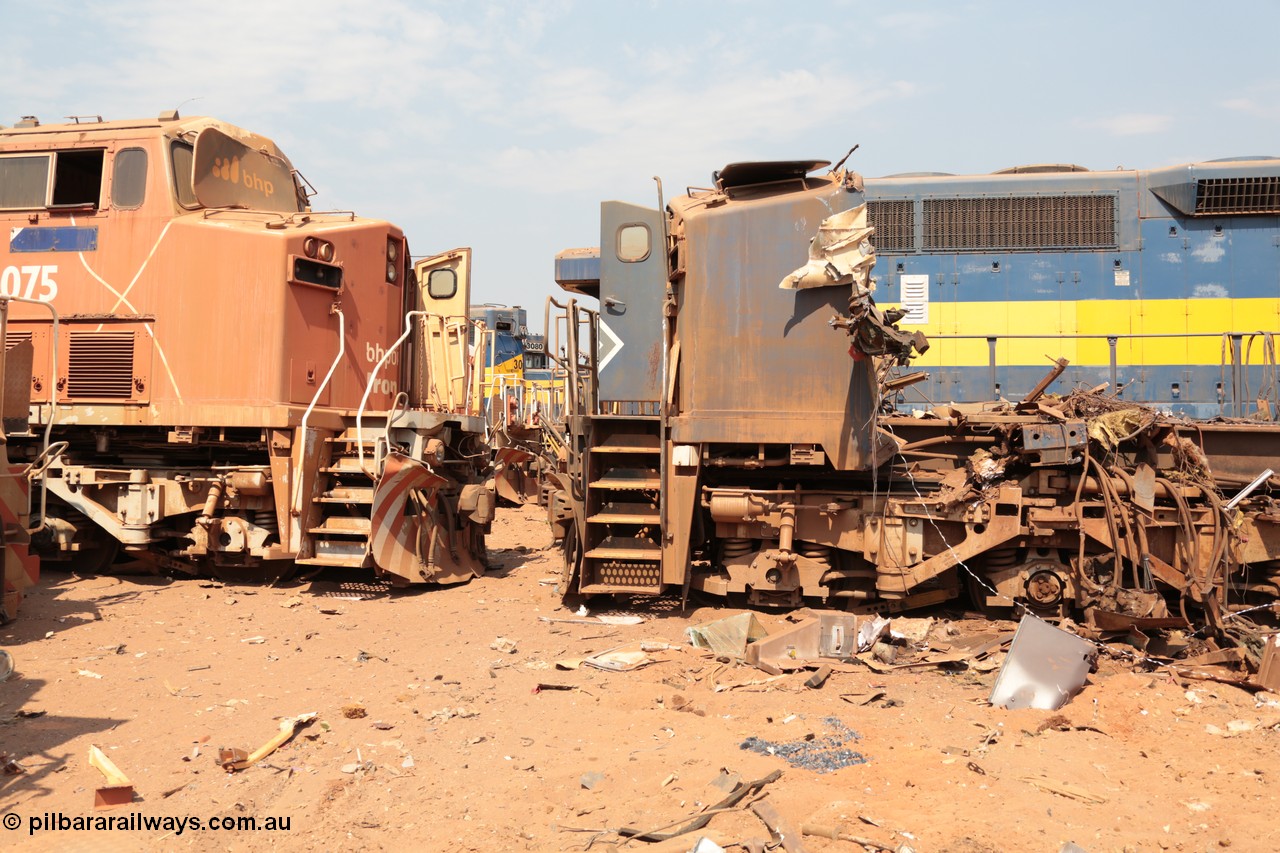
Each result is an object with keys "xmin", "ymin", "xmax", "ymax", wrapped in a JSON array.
[
  {"xmin": 964, "ymin": 569, "xmax": 1014, "ymax": 619},
  {"xmin": 67, "ymin": 536, "xmax": 120, "ymax": 577}
]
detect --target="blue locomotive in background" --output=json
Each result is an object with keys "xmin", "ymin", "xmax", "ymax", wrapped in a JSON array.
[{"xmin": 866, "ymin": 157, "xmax": 1280, "ymax": 417}]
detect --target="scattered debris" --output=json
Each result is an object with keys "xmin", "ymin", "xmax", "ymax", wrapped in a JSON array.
[
  {"xmin": 579, "ymin": 770, "xmax": 605, "ymax": 790},
  {"xmin": 804, "ymin": 665, "xmax": 833, "ymax": 689},
  {"xmin": 218, "ymin": 711, "xmax": 317, "ymax": 772},
  {"xmin": 740, "ymin": 717, "xmax": 867, "ymax": 773},
  {"xmin": 1, "ymin": 753, "xmax": 26, "ymax": 775},
  {"xmin": 1258, "ymin": 634, "xmax": 1280, "ymax": 692},
  {"xmin": 77, "ymin": 669, "xmax": 103, "ymax": 679},
  {"xmin": 800, "ymin": 822, "xmax": 897, "ymax": 852},
  {"xmin": 596, "ymin": 613, "xmax": 645, "ymax": 625},
  {"xmin": 817, "ymin": 612, "xmax": 859, "ymax": 658},
  {"xmin": 990, "ymin": 615, "xmax": 1095, "ymax": 710},
  {"xmin": 751, "ymin": 798, "xmax": 809, "ymax": 852},
  {"xmin": 563, "ymin": 641, "xmax": 662, "ymax": 672},
  {"xmin": 687, "ymin": 612, "xmax": 768, "ymax": 658},
  {"xmin": 747, "ymin": 619, "xmax": 819, "ymax": 668},
  {"xmin": 88, "ymin": 745, "xmax": 134, "ymax": 809},
  {"xmin": 531, "ymin": 683, "xmax": 576, "ymax": 694},
  {"xmin": 889, "ymin": 617, "xmax": 935, "ymax": 646},
  {"xmin": 617, "ymin": 770, "xmax": 783, "ymax": 843},
  {"xmin": 871, "ymin": 641, "xmax": 898, "ymax": 666},
  {"xmin": 342, "ymin": 704, "xmax": 368, "ymax": 719},
  {"xmin": 859, "ymin": 617, "xmax": 891, "ymax": 651},
  {"xmin": 713, "ymin": 673, "xmax": 789, "ymax": 693},
  {"xmin": 241, "ymin": 636, "xmax": 267, "ymax": 644},
  {"xmin": 490, "ymin": 637, "xmax": 518, "ymax": 654},
  {"xmin": 1019, "ymin": 774, "xmax": 1107, "ymax": 804},
  {"xmin": 914, "ymin": 631, "xmax": 1012, "ymax": 668}
]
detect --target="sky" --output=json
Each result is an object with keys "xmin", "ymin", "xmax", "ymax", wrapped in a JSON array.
[{"xmin": 4, "ymin": 0, "xmax": 1280, "ymax": 325}]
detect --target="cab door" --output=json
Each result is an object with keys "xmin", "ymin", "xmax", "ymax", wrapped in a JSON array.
[
  {"xmin": 411, "ymin": 248, "xmax": 475, "ymax": 414},
  {"xmin": 598, "ymin": 201, "xmax": 666, "ymax": 406}
]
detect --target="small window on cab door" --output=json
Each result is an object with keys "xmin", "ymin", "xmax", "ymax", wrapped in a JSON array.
[
  {"xmin": 427, "ymin": 268, "xmax": 457, "ymax": 299},
  {"xmin": 617, "ymin": 223, "xmax": 651, "ymax": 262},
  {"xmin": 111, "ymin": 148, "xmax": 148, "ymax": 209}
]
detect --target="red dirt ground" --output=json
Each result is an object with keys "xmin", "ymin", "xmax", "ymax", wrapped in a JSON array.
[{"xmin": 1, "ymin": 503, "xmax": 1277, "ymax": 852}]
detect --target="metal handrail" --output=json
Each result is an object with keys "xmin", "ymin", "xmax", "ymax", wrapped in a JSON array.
[
  {"xmin": 356, "ymin": 309, "xmax": 434, "ymax": 477},
  {"xmin": 896, "ymin": 328, "xmax": 1280, "ymax": 417}
]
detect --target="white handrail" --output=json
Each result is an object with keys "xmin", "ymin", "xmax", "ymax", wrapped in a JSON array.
[
  {"xmin": 291, "ymin": 305, "xmax": 346, "ymax": 535},
  {"xmin": 357, "ymin": 309, "xmax": 429, "ymax": 478},
  {"xmin": 300, "ymin": 304, "xmax": 345, "ymax": 435}
]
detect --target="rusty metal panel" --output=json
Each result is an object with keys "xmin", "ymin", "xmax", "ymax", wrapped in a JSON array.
[
  {"xmin": 2, "ymin": 338, "xmax": 32, "ymax": 434},
  {"xmin": 669, "ymin": 178, "xmax": 881, "ymax": 469},
  {"xmin": 1019, "ymin": 420, "xmax": 1085, "ymax": 465}
]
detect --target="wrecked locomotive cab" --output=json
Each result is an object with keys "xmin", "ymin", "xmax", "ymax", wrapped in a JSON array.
[
  {"xmin": 551, "ymin": 158, "xmax": 928, "ymax": 606},
  {"xmin": 780, "ymin": 199, "xmax": 927, "ymax": 366},
  {"xmin": 551, "ymin": 156, "xmax": 1280, "ymax": 624}
]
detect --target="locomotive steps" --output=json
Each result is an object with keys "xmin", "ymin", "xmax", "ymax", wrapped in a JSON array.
[{"xmin": 296, "ymin": 427, "xmax": 381, "ymax": 570}]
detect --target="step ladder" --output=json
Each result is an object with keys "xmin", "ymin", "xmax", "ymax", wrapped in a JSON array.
[
  {"xmin": 295, "ymin": 426, "xmax": 381, "ymax": 569},
  {"xmin": 579, "ymin": 417, "xmax": 663, "ymax": 594}
]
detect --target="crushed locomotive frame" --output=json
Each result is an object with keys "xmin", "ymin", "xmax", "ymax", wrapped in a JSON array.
[
  {"xmin": 0, "ymin": 112, "xmax": 493, "ymax": 585},
  {"xmin": 548, "ymin": 158, "xmax": 1280, "ymax": 624}
]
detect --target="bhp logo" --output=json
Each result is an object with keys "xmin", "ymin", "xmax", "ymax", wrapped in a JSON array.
[{"xmin": 212, "ymin": 156, "xmax": 275, "ymax": 198}]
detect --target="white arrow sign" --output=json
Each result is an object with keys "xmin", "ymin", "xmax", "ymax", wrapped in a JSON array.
[{"xmin": 598, "ymin": 318, "xmax": 625, "ymax": 373}]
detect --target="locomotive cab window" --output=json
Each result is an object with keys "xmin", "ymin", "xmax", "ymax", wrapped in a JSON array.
[
  {"xmin": 50, "ymin": 149, "xmax": 104, "ymax": 209},
  {"xmin": 170, "ymin": 140, "xmax": 197, "ymax": 208},
  {"xmin": 0, "ymin": 154, "xmax": 51, "ymax": 209},
  {"xmin": 426, "ymin": 268, "xmax": 457, "ymax": 299},
  {"xmin": 111, "ymin": 148, "xmax": 148, "ymax": 209},
  {"xmin": 617, "ymin": 223, "xmax": 651, "ymax": 262},
  {"xmin": 1, "ymin": 149, "xmax": 104, "ymax": 210}
]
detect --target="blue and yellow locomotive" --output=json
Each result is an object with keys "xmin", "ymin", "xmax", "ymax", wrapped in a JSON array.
[{"xmin": 867, "ymin": 158, "xmax": 1280, "ymax": 417}]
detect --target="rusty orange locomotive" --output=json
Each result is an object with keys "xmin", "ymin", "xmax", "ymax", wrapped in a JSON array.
[{"xmin": 0, "ymin": 111, "xmax": 492, "ymax": 586}]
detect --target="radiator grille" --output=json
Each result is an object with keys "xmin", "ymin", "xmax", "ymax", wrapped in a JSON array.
[
  {"xmin": 867, "ymin": 200, "xmax": 914, "ymax": 252},
  {"xmin": 923, "ymin": 195, "xmax": 1117, "ymax": 251},
  {"xmin": 4, "ymin": 331, "xmax": 33, "ymax": 350},
  {"xmin": 1196, "ymin": 177, "xmax": 1280, "ymax": 215},
  {"xmin": 68, "ymin": 330, "xmax": 135, "ymax": 398}
]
